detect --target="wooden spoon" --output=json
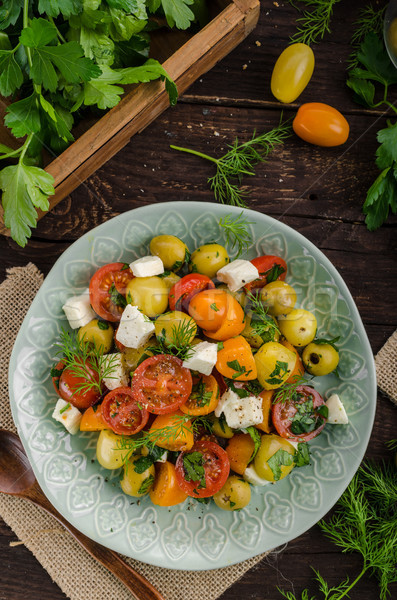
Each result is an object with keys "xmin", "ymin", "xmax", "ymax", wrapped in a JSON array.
[{"xmin": 0, "ymin": 429, "xmax": 165, "ymax": 600}]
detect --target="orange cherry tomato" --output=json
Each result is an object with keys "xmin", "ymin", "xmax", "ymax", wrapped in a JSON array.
[
  {"xmin": 149, "ymin": 411, "xmax": 194, "ymax": 451},
  {"xmin": 293, "ymin": 103, "xmax": 349, "ymax": 147},
  {"xmin": 281, "ymin": 340, "xmax": 304, "ymax": 383},
  {"xmin": 255, "ymin": 390, "xmax": 274, "ymax": 434},
  {"xmin": 226, "ymin": 433, "xmax": 255, "ymax": 475},
  {"xmin": 216, "ymin": 336, "xmax": 257, "ymax": 381},
  {"xmin": 80, "ymin": 405, "xmax": 109, "ymax": 431},
  {"xmin": 180, "ymin": 374, "xmax": 220, "ymax": 416},
  {"xmin": 149, "ymin": 461, "xmax": 188, "ymax": 507},
  {"xmin": 189, "ymin": 289, "xmax": 245, "ymax": 341}
]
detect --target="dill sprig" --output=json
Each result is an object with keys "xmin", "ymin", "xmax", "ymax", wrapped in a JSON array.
[
  {"xmin": 288, "ymin": 0, "xmax": 342, "ymax": 46},
  {"xmin": 279, "ymin": 457, "xmax": 397, "ymax": 600},
  {"xmin": 116, "ymin": 414, "xmax": 214, "ymax": 467},
  {"xmin": 347, "ymin": 4, "xmax": 386, "ymax": 70},
  {"xmin": 246, "ymin": 292, "xmax": 281, "ymax": 341},
  {"xmin": 147, "ymin": 319, "xmax": 197, "ymax": 361},
  {"xmin": 170, "ymin": 119, "xmax": 292, "ymax": 208},
  {"xmin": 273, "ymin": 374, "xmax": 311, "ymax": 404},
  {"xmin": 54, "ymin": 329, "xmax": 118, "ymax": 396},
  {"xmin": 219, "ymin": 212, "xmax": 254, "ymax": 258}
]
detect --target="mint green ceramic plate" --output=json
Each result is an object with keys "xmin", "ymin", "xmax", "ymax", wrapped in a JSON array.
[{"xmin": 9, "ymin": 202, "xmax": 376, "ymax": 569}]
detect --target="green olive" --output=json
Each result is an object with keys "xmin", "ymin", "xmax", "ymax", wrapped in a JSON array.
[
  {"xmin": 254, "ymin": 434, "xmax": 295, "ymax": 482},
  {"xmin": 302, "ymin": 342, "xmax": 339, "ymax": 376},
  {"xmin": 213, "ymin": 475, "xmax": 251, "ymax": 510},
  {"xmin": 254, "ymin": 341, "xmax": 296, "ymax": 390},
  {"xmin": 190, "ymin": 243, "xmax": 229, "ymax": 279},
  {"xmin": 96, "ymin": 429, "xmax": 129, "ymax": 470},
  {"xmin": 211, "ymin": 415, "xmax": 234, "ymax": 439},
  {"xmin": 160, "ymin": 271, "xmax": 180, "ymax": 291},
  {"xmin": 126, "ymin": 276, "xmax": 168, "ymax": 318},
  {"xmin": 120, "ymin": 455, "xmax": 155, "ymax": 497},
  {"xmin": 242, "ymin": 312, "xmax": 280, "ymax": 348},
  {"xmin": 278, "ymin": 308, "xmax": 317, "ymax": 347},
  {"xmin": 150, "ymin": 235, "xmax": 189, "ymax": 271},
  {"xmin": 260, "ymin": 281, "xmax": 297, "ymax": 316},
  {"xmin": 78, "ymin": 319, "xmax": 114, "ymax": 353},
  {"xmin": 154, "ymin": 310, "xmax": 197, "ymax": 346}
]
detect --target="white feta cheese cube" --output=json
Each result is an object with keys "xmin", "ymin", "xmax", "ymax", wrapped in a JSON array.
[
  {"xmin": 216, "ymin": 259, "xmax": 259, "ymax": 292},
  {"xmin": 101, "ymin": 353, "xmax": 128, "ymax": 390},
  {"xmin": 243, "ymin": 465, "xmax": 271, "ymax": 486},
  {"xmin": 129, "ymin": 255, "xmax": 164, "ymax": 277},
  {"xmin": 52, "ymin": 399, "xmax": 82, "ymax": 435},
  {"xmin": 215, "ymin": 389, "xmax": 263, "ymax": 429},
  {"xmin": 116, "ymin": 304, "xmax": 155, "ymax": 348},
  {"xmin": 182, "ymin": 341, "xmax": 218, "ymax": 376},
  {"xmin": 62, "ymin": 289, "xmax": 96, "ymax": 329},
  {"xmin": 325, "ymin": 393, "xmax": 349, "ymax": 425}
]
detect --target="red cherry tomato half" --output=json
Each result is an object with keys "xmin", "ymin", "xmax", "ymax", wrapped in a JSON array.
[
  {"xmin": 58, "ymin": 360, "xmax": 101, "ymax": 410},
  {"xmin": 244, "ymin": 255, "xmax": 287, "ymax": 292},
  {"xmin": 293, "ymin": 103, "xmax": 349, "ymax": 147},
  {"xmin": 101, "ymin": 387, "xmax": 149, "ymax": 435},
  {"xmin": 51, "ymin": 360, "xmax": 65, "ymax": 394},
  {"xmin": 131, "ymin": 354, "xmax": 193, "ymax": 414},
  {"xmin": 169, "ymin": 274, "xmax": 215, "ymax": 312},
  {"xmin": 272, "ymin": 385, "xmax": 327, "ymax": 442},
  {"xmin": 175, "ymin": 440, "xmax": 230, "ymax": 498},
  {"xmin": 89, "ymin": 263, "xmax": 134, "ymax": 322}
]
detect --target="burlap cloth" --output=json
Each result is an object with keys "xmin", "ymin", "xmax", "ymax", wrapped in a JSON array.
[{"xmin": 1, "ymin": 265, "xmax": 396, "ymax": 600}]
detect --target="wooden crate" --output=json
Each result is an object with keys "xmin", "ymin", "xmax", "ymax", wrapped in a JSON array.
[{"xmin": 0, "ymin": 0, "xmax": 260, "ymax": 237}]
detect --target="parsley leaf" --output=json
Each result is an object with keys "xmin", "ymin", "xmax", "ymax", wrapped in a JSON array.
[
  {"xmin": 37, "ymin": 0, "xmax": 83, "ymax": 18},
  {"xmin": 183, "ymin": 451, "xmax": 206, "ymax": 489},
  {"xmin": 0, "ymin": 0, "xmax": 24, "ymax": 30},
  {"xmin": 0, "ymin": 160, "xmax": 55, "ymax": 247},
  {"xmin": 109, "ymin": 283, "xmax": 127, "ymax": 308},
  {"xmin": 363, "ymin": 166, "xmax": 397, "ymax": 231},
  {"xmin": 133, "ymin": 455, "xmax": 154, "ymax": 474},
  {"xmin": 4, "ymin": 94, "xmax": 41, "ymax": 138},
  {"xmin": 0, "ymin": 50, "xmax": 23, "ymax": 97},
  {"xmin": 137, "ymin": 474, "xmax": 155, "ymax": 495},
  {"xmin": 118, "ymin": 58, "xmax": 178, "ymax": 105},
  {"xmin": 244, "ymin": 426, "xmax": 261, "ymax": 461},
  {"xmin": 265, "ymin": 360, "xmax": 289, "ymax": 386},
  {"xmin": 226, "ymin": 359, "xmax": 252, "ymax": 380},
  {"xmin": 154, "ymin": 0, "xmax": 195, "ymax": 30},
  {"xmin": 294, "ymin": 442, "xmax": 311, "ymax": 468},
  {"xmin": 267, "ymin": 449, "xmax": 294, "ymax": 482}
]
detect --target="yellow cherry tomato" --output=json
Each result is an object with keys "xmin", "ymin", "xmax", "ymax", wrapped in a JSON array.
[
  {"xmin": 189, "ymin": 243, "xmax": 229, "ymax": 279},
  {"xmin": 254, "ymin": 434, "xmax": 295, "ymax": 482},
  {"xmin": 254, "ymin": 341, "xmax": 296, "ymax": 390},
  {"xmin": 271, "ymin": 43, "xmax": 315, "ymax": 104},
  {"xmin": 154, "ymin": 310, "xmax": 197, "ymax": 346},
  {"xmin": 149, "ymin": 235, "xmax": 189, "ymax": 271},
  {"xmin": 213, "ymin": 475, "xmax": 251, "ymax": 511},
  {"xmin": 278, "ymin": 308, "xmax": 317, "ymax": 347},
  {"xmin": 260, "ymin": 281, "xmax": 297, "ymax": 316},
  {"xmin": 126, "ymin": 276, "xmax": 168, "ymax": 318},
  {"xmin": 78, "ymin": 319, "xmax": 114, "ymax": 353},
  {"xmin": 120, "ymin": 455, "xmax": 155, "ymax": 497}
]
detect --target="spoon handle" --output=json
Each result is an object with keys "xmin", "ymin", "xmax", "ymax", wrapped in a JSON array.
[{"xmin": 26, "ymin": 482, "xmax": 165, "ymax": 600}]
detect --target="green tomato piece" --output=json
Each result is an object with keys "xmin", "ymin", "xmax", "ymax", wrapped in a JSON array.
[
  {"xmin": 278, "ymin": 308, "xmax": 317, "ymax": 347},
  {"xmin": 96, "ymin": 429, "xmax": 128, "ymax": 470},
  {"xmin": 120, "ymin": 455, "xmax": 155, "ymax": 497},
  {"xmin": 126, "ymin": 276, "xmax": 168, "ymax": 318},
  {"xmin": 78, "ymin": 318, "xmax": 114, "ymax": 354},
  {"xmin": 150, "ymin": 235, "xmax": 189, "ymax": 271},
  {"xmin": 254, "ymin": 433, "xmax": 295, "ymax": 482},
  {"xmin": 213, "ymin": 475, "xmax": 251, "ymax": 510},
  {"xmin": 189, "ymin": 243, "xmax": 229, "ymax": 278},
  {"xmin": 302, "ymin": 342, "xmax": 339, "ymax": 376}
]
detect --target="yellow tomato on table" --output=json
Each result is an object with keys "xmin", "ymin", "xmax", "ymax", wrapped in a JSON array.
[{"xmin": 271, "ymin": 43, "xmax": 315, "ymax": 103}]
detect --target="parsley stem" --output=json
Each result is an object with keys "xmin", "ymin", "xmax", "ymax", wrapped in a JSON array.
[
  {"xmin": 170, "ymin": 145, "xmax": 219, "ymax": 166},
  {"xmin": 23, "ymin": 0, "xmax": 33, "ymax": 68}
]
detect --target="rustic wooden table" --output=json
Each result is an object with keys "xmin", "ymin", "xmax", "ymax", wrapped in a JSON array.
[{"xmin": 1, "ymin": 1, "xmax": 396, "ymax": 599}]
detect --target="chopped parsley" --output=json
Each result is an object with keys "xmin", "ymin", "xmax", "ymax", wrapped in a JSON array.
[
  {"xmin": 265, "ymin": 360, "xmax": 289, "ymax": 386},
  {"xmin": 109, "ymin": 283, "xmax": 127, "ymax": 308},
  {"xmin": 226, "ymin": 359, "xmax": 252, "ymax": 380},
  {"xmin": 97, "ymin": 321, "xmax": 109, "ymax": 330},
  {"xmin": 267, "ymin": 449, "xmax": 294, "ymax": 481},
  {"xmin": 210, "ymin": 303, "xmax": 220, "ymax": 311},
  {"xmin": 138, "ymin": 475, "xmax": 155, "ymax": 495},
  {"xmin": 262, "ymin": 263, "xmax": 286, "ymax": 283},
  {"xmin": 190, "ymin": 379, "xmax": 213, "ymax": 407},
  {"xmin": 50, "ymin": 366, "xmax": 64, "ymax": 378},
  {"xmin": 183, "ymin": 451, "xmax": 206, "ymax": 489}
]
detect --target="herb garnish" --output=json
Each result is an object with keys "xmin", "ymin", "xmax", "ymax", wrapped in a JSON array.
[
  {"xmin": 148, "ymin": 319, "xmax": 197, "ymax": 361},
  {"xmin": 290, "ymin": 398, "xmax": 327, "ymax": 435},
  {"xmin": 273, "ymin": 374, "xmax": 312, "ymax": 404},
  {"xmin": 183, "ymin": 452, "xmax": 206, "ymax": 489},
  {"xmin": 109, "ymin": 283, "xmax": 127, "ymax": 309},
  {"xmin": 190, "ymin": 379, "xmax": 213, "ymax": 408},
  {"xmin": 137, "ymin": 475, "xmax": 155, "ymax": 495},
  {"xmin": 170, "ymin": 118, "xmax": 292, "ymax": 208},
  {"xmin": 267, "ymin": 449, "xmax": 295, "ymax": 481},
  {"xmin": 347, "ymin": 4, "xmax": 386, "ymax": 71},
  {"xmin": 219, "ymin": 212, "xmax": 254, "ymax": 258},
  {"xmin": 54, "ymin": 329, "xmax": 119, "ymax": 396},
  {"xmin": 287, "ymin": 0, "xmax": 342, "ymax": 46},
  {"xmin": 279, "ymin": 453, "xmax": 397, "ymax": 599},
  {"xmin": 59, "ymin": 403, "xmax": 71, "ymax": 414},
  {"xmin": 265, "ymin": 360, "xmax": 289, "ymax": 386},
  {"xmin": 246, "ymin": 292, "xmax": 280, "ymax": 343},
  {"xmin": 226, "ymin": 359, "xmax": 252, "ymax": 380}
]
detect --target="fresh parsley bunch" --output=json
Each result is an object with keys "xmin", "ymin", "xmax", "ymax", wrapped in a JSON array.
[
  {"xmin": 347, "ymin": 32, "xmax": 397, "ymax": 230},
  {"xmin": 0, "ymin": 0, "xmax": 205, "ymax": 247}
]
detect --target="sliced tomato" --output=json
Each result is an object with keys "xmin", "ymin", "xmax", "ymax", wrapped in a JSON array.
[
  {"xmin": 58, "ymin": 360, "xmax": 101, "ymax": 410},
  {"xmin": 101, "ymin": 387, "xmax": 149, "ymax": 435},
  {"xmin": 89, "ymin": 263, "xmax": 134, "ymax": 322},
  {"xmin": 272, "ymin": 385, "xmax": 326, "ymax": 442},
  {"xmin": 244, "ymin": 255, "xmax": 287, "ymax": 292},
  {"xmin": 180, "ymin": 374, "xmax": 220, "ymax": 416},
  {"xmin": 51, "ymin": 360, "xmax": 65, "ymax": 394},
  {"xmin": 169, "ymin": 274, "xmax": 215, "ymax": 313},
  {"xmin": 131, "ymin": 354, "xmax": 192, "ymax": 414},
  {"xmin": 175, "ymin": 440, "xmax": 230, "ymax": 498}
]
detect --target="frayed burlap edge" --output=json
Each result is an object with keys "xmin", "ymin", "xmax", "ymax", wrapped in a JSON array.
[
  {"xmin": 0, "ymin": 264, "xmax": 269, "ymax": 600},
  {"xmin": 375, "ymin": 330, "xmax": 397, "ymax": 405}
]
